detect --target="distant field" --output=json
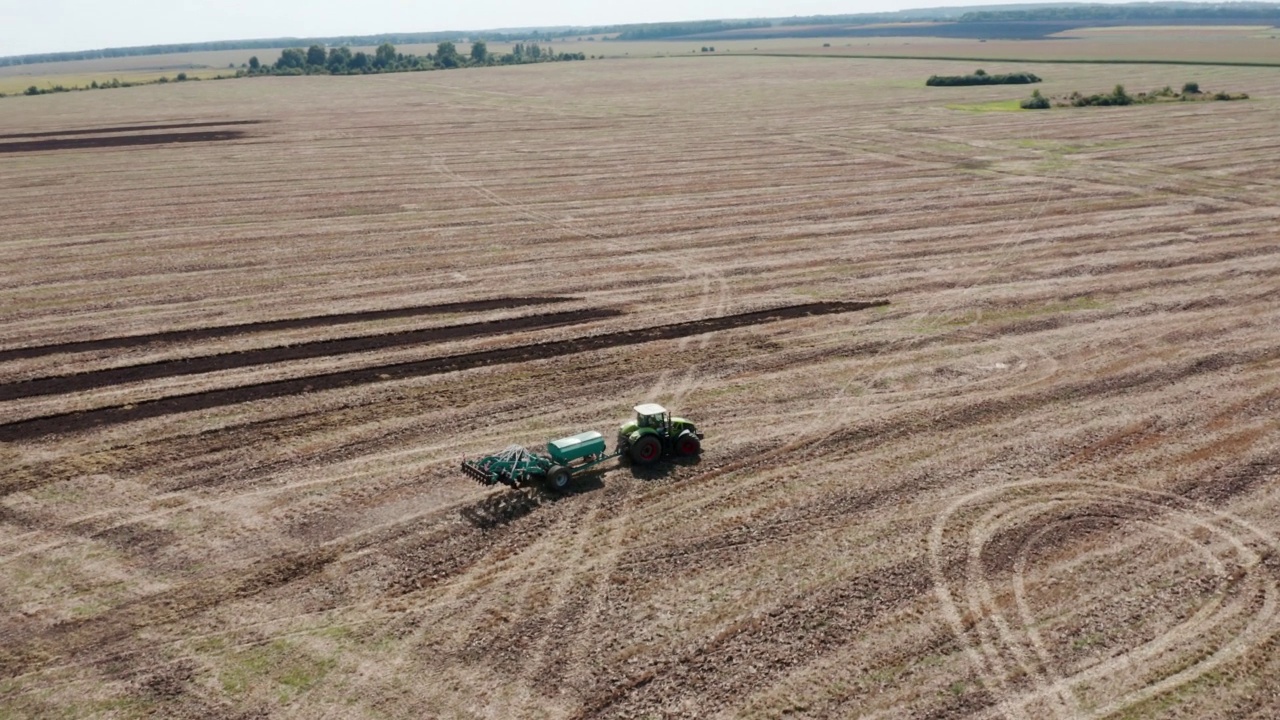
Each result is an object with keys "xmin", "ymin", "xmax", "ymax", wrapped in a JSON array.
[
  {"xmin": 595, "ymin": 28, "xmax": 1280, "ymax": 64},
  {"xmin": 3, "ymin": 25, "xmax": 1276, "ymax": 94},
  {"xmin": 0, "ymin": 69, "xmax": 233, "ymax": 96}
]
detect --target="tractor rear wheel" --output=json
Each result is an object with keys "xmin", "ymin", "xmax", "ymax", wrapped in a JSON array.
[
  {"xmin": 629, "ymin": 435, "xmax": 662, "ymax": 465},
  {"xmin": 676, "ymin": 432, "xmax": 701, "ymax": 457},
  {"xmin": 546, "ymin": 465, "xmax": 572, "ymax": 492}
]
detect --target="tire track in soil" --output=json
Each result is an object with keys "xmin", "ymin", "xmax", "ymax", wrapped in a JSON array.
[
  {"xmin": 570, "ymin": 556, "xmax": 936, "ymax": 719},
  {"xmin": 2, "ymin": 484, "xmax": 552, "ymax": 686},
  {"xmin": 0, "ymin": 301, "xmax": 888, "ymax": 442},
  {"xmin": 623, "ymin": 340, "xmax": 1280, "ymax": 551},
  {"xmin": 10, "ymin": 339, "xmax": 1257, "ymax": 702},
  {"xmin": 459, "ymin": 486, "xmax": 618, "ymax": 709},
  {"xmin": 930, "ymin": 479, "xmax": 1280, "ymax": 720},
  {"xmin": 0, "ymin": 295, "xmax": 574, "ymax": 363},
  {"xmin": 0, "ymin": 373, "xmax": 627, "ymax": 565},
  {"xmin": 0, "ymin": 307, "xmax": 622, "ymax": 401},
  {"xmin": 0, "ymin": 131, "xmax": 249, "ymax": 154},
  {"xmin": 0, "ymin": 545, "xmax": 342, "ymax": 681},
  {"xmin": 552, "ymin": 480, "xmax": 639, "ymax": 685}
]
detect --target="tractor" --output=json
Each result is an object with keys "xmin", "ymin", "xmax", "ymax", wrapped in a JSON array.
[
  {"xmin": 461, "ymin": 403, "xmax": 703, "ymax": 491},
  {"xmin": 616, "ymin": 403, "xmax": 703, "ymax": 466}
]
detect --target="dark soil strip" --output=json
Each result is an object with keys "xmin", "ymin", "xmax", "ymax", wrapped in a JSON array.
[
  {"xmin": 0, "ymin": 307, "xmax": 620, "ymax": 401},
  {"xmin": 0, "ymin": 301, "xmax": 888, "ymax": 441},
  {"xmin": 0, "ymin": 131, "xmax": 247, "ymax": 154},
  {"xmin": 0, "ymin": 120, "xmax": 266, "ymax": 140},
  {"xmin": 0, "ymin": 296, "xmax": 575, "ymax": 363}
]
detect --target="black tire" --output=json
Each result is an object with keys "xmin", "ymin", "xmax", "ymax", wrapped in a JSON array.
[
  {"xmin": 675, "ymin": 431, "xmax": 701, "ymax": 457},
  {"xmin": 629, "ymin": 435, "xmax": 662, "ymax": 465},
  {"xmin": 546, "ymin": 465, "xmax": 572, "ymax": 492}
]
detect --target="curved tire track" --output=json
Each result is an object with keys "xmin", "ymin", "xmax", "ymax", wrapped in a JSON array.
[{"xmin": 930, "ymin": 478, "xmax": 1280, "ymax": 720}]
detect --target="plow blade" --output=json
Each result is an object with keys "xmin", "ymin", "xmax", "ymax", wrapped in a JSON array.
[{"xmin": 462, "ymin": 459, "xmax": 508, "ymax": 487}]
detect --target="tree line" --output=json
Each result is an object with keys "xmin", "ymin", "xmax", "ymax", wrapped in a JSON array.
[
  {"xmin": 1, "ymin": 42, "xmax": 586, "ymax": 99},
  {"xmin": 241, "ymin": 41, "xmax": 584, "ymax": 76}
]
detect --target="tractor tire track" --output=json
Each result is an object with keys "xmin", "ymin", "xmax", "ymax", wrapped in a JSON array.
[
  {"xmin": 930, "ymin": 479, "xmax": 1280, "ymax": 720},
  {"xmin": 570, "ymin": 556, "xmax": 935, "ymax": 719},
  {"xmin": 0, "ymin": 301, "xmax": 888, "ymax": 441}
]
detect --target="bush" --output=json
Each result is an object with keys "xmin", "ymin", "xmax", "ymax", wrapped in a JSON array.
[
  {"xmin": 25, "ymin": 85, "xmax": 40, "ymax": 95},
  {"xmin": 1020, "ymin": 89, "xmax": 1051, "ymax": 109},
  {"xmin": 176, "ymin": 72, "xmax": 188, "ymax": 81},
  {"xmin": 927, "ymin": 70, "xmax": 1041, "ymax": 86},
  {"xmin": 1182, "ymin": 81, "xmax": 1200, "ymax": 94}
]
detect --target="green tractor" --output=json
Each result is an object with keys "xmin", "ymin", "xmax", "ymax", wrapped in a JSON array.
[
  {"xmin": 617, "ymin": 403, "xmax": 703, "ymax": 466},
  {"xmin": 461, "ymin": 403, "xmax": 704, "ymax": 491}
]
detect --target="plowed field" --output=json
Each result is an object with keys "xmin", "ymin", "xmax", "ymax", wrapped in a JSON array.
[{"xmin": 2, "ymin": 56, "xmax": 1279, "ymax": 719}]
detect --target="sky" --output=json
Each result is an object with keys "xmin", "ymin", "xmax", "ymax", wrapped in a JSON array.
[{"xmin": 1, "ymin": 0, "xmax": 1083, "ymax": 57}]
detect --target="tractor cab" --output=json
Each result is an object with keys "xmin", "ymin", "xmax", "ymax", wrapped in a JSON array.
[{"xmin": 634, "ymin": 403, "xmax": 671, "ymax": 431}]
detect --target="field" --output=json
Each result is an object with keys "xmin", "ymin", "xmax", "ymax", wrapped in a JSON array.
[
  {"xmin": 4, "ymin": 23, "xmax": 1278, "ymax": 96},
  {"xmin": 2, "ymin": 52, "xmax": 1280, "ymax": 719}
]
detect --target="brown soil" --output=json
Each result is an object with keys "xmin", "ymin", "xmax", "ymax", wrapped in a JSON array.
[
  {"xmin": 0, "ymin": 301, "xmax": 884, "ymax": 440},
  {"xmin": 0, "ymin": 295, "xmax": 575, "ymax": 362},
  {"xmin": 0, "ymin": 306, "xmax": 621, "ymax": 401},
  {"xmin": 1, "ymin": 54, "xmax": 1279, "ymax": 720}
]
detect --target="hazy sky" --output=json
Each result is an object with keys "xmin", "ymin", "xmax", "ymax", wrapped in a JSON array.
[{"xmin": 1, "ymin": 0, "xmax": 1057, "ymax": 57}]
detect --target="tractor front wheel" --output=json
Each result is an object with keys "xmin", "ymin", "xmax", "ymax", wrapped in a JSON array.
[
  {"xmin": 546, "ymin": 465, "xmax": 572, "ymax": 492},
  {"xmin": 629, "ymin": 435, "xmax": 662, "ymax": 465},
  {"xmin": 676, "ymin": 432, "xmax": 701, "ymax": 457}
]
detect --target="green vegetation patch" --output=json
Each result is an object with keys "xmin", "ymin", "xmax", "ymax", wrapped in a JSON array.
[
  {"xmin": 219, "ymin": 639, "xmax": 336, "ymax": 701},
  {"xmin": 1019, "ymin": 82, "xmax": 1249, "ymax": 109},
  {"xmin": 927, "ymin": 68, "xmax": 1042, "ymax": 86},
  {"xmin": 946, "ymin": 98, "xmax": 1025, "ymax": 112}
]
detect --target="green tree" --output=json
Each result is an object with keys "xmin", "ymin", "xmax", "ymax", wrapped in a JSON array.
[
  {"xmin": 470, "ymin": 40, "xmax": 488, "ymax": 64},
  {"xmin": 306, "ymin": 44, "xmax": 327, "ymax": 66},
  {"xmin": 1020, "ymin": 88, "xmax": 1051, "ymax": 109},
  {"xmin": 374, "ymin": 42, "xmax": 397, "ymax": 69},
  {"xmin": 436, "ymin": 41, "xmax": 460, "ymax": 67},
  {"xmin": 275, "ymin": 48, "xmax": 306, "ymax": 70},
  {"xmin": 1182, "ymin": 81, "xmax": 1200, "ymax": 94},
  {"xmin": 248, "ymin": 56, "xmax": 260, "ymax": 71},
  {"xmin": 350, "ymin": 51, "xmax": 370, "ymax": 71},
  {"xmin": 327, "ymin": 46, "xmax": 352, "ymax": 73}
]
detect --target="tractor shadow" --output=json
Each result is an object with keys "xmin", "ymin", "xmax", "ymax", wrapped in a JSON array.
[
  {"xmin": 626, "ymin": 454, "xmax": 703, "ymax": 482},
  {"xmin": 458, "ymin": 456, "xmax": 699, "ymax": 530},
  {"xmin": 459, "ymin": 477, "xmax": 607, "ymax": 530}
]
